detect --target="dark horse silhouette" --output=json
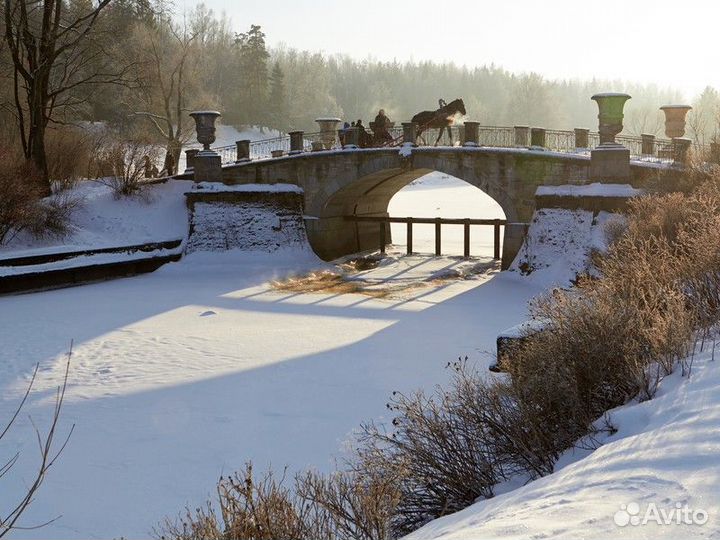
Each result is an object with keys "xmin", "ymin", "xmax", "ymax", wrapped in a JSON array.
[{"xmin": 411, "ymin": 98, "xmax": 466, "ymax": 145}]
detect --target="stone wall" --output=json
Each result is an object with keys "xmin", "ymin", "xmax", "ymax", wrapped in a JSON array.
[{"xmin": 185, "ymin": 187, "xmax": 310, "ymax": 254}]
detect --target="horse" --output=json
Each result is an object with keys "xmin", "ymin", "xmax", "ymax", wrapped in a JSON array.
[{"xmin": 411, "ymin": 98, "xmax": 466, "ymax": 146}]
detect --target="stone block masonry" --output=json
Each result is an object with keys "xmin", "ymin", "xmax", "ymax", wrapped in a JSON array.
[{"xmin": 185, "ymin": 184, "xmax": 310, "ymax": 254}]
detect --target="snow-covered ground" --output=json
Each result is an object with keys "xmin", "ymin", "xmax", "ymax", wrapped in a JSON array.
[
  {"xmin": 0, "ymin": 181, "xmax": 192, "ymax": 258},
  {"xmin": 0, "ymin": 174, "xmax": 538, "ymax": 539},
  {"xmin": 388, "ymin": 175, "xmax": 505, "ymax": 255},
  {"xmin": 407, "ymin": 350, "xmax": 720, "ymax": 540},
  {"xmin": 1, "ymin": 172, "xmax": 717, "ymax": 539},
  {"xmin": 0, "ymin": 254, "xmax": 539, "ymax": 539}
]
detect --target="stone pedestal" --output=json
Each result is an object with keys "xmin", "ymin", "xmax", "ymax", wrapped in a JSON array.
[
  {"xmin": 289, "ymin": 130, "xmax": 304, "ymax": 154},
  {"xmin": 672, "ymin": 137, "xmax": 692, "ymax": 164},
  {"xmin": 641, "ymin": 134, "xmax": 655, "ymax": 155},
  {"xmin": 193, "ymin": 150, "xmax": 222, "ymax": 183},
  {"xmin": 530, "ymin": 127, "xmax": 546, "ymax": 148},
  {"xmin": 315, "ymin": 117, "xmax": 342, "ymax": 149},
  {"xmin": 184, "ymin": 149, "xmax": 199, "ymax": 173},
  {"xmin": 590, "ymin": 144, "xmax": 630, "ymax": 181},
  {"xmin": 574, "ymin": 128, "xmax": 589, "ymax": 148},
  {"xmin": 402, "ymin": 122, "xmax": 418, "ymax": 146},
  {"xmin": 463, "ymin": 121, "xmax": 480, "ymax": 146},
  {"xmin": 235, "ymin": 140, "xmax": 251, "ymax": 162},
  {"xmin": 514, "ymin": 126, "xmax": 529, "ymax": 146},
  {"xmin": 344, "ymin": 127, "xmax": 360, "ymax": 147}
]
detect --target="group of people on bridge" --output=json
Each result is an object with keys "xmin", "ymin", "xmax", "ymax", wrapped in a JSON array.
[
  {"xmin": 339, "ymin": 109, "xmax": 395, "ymax": 148},
  {"xmin": 339, "ymin": 98, "xmax": 461, "ymax": 148}
]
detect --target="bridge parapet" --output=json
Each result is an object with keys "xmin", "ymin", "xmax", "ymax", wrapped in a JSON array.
[{"xmin": 209, "ymin": 124, "xmax": 708, "ymax": 165}]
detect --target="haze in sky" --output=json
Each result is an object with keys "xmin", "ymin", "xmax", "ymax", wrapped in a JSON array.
[{"xmin": 181, "ymin": 0, "xmax": 719, "ymax": 100}]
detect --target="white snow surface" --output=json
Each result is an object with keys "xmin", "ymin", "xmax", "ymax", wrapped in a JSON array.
[
  {"xmin": 0, "ymin": 180, "xmax": 193, "ymax": 259},
  {"xmin": 1, "ymin": 172, "xmax": 717, "ymax": 539},
  {"xmin": 510, "ymin": 208, "xmax": 625, "ymax": 286},
  {"xmin": 0, "ymin": 250, "xmax": 540, "ymax": 539},
  {"xmin": 0, "ymin": 172, "xmax": 539, "ymax": 539},
  {"xmin": 536, "ymin": 182, "xmax": 644, "ymax": 198},
  {"xmin": 192, "ymin": 181, "xmax": 303, "ymax": 193}
]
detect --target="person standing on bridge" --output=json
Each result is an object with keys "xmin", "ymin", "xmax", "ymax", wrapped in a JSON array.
[
  {"xmin": 356, "ymin": 119, "xmax": 370, "ymax": 147},
  {"xmin": 374, "ymin": 109, "xmax": 393, "ymax": 144}
]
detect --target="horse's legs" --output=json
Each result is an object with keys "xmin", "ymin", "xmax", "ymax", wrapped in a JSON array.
[{"xmin": 434, "ymin": 127, "xmax": 443, "ymax": 146}]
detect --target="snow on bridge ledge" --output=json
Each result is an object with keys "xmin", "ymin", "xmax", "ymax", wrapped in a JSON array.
[
  {"xmin": 535, "ymin": 183, "xmax": 644, "ymax": 198},
  {"xmin": 192, "ymin": 181, "xmax": 304, "ymax": 193}
]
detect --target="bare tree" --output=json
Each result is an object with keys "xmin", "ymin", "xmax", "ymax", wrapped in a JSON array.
[
  {"xmin": 131, "ymin": 19, "xmax": 200, "ymax": 176},
  {"xmin": 2, "ymin": 0, "xmax": 127, "ymax": 195},
  {"xmin": 1, "ymin": 347, "xmax": 73, "ymax": 537}
]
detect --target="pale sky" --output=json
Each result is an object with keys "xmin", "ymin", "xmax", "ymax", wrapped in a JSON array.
[{"xmin": 184, "ymin": 0, "xmax": 720, "ymax": 100}]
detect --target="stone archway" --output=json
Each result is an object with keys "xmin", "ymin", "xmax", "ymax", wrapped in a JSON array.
[{"xmin": 309, "ymin": 165, "xmax": 519, "ymax": 260}]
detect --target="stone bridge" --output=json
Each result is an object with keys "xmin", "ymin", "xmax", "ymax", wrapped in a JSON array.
[{"xmin": 205, "ymin": 146, "xmax": 662, "ymax": 262}]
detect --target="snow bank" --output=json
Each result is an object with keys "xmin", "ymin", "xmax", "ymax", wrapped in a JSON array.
[
  {"xmin": 536, "ymin": 182, "xmax": 643, "ymax": 198},
  {"xmin": 0, "ymin": 180, "xmax": 192, "ymax": 258},
  {"xmin": 406, "ymin": 350, "xmax": 720, "ymax": 540},
  {"xmin": 510, "ymin": 208, "xmax": 623, "ymax": 286}
]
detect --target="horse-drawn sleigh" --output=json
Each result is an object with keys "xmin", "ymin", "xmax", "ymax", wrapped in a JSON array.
[{"xmin": 360, "ymin": 98, "xmax": 467, "ymax": 148}]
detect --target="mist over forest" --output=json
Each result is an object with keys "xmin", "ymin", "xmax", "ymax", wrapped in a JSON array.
[{"xmin": 3, "ymin": 0, "xmax": 720, "ymax": 175}]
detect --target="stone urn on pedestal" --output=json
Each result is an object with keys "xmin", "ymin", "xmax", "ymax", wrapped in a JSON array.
[
  {"xmin": 315, "ymin": 117, "xmax": 342, "ymax": 149},
  {"xmin": 660, "ymin": 106, "xmax": 692, "ymax": 165},
  {"xmin": 189, "ymin": 110, "xmax": 222, "ymax": 183},
  {"xmin": 590, "ymin": 93, "xmax": 631, "ymax": 181},
  {"xmin": 660, "ymin": 105, "xmax": 692, "ymax": 138}
]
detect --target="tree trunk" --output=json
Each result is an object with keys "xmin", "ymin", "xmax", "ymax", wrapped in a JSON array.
[
  {"xmin": 163, "ymin": 139, "xmax": 183, "ymax": 176},
  {"xmin": 27, "ymin": 116, "xmax": 51, "ymax": 197}
]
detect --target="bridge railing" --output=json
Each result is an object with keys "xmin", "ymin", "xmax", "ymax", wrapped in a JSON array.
[
  {"xmin": 545, "ymin": 129, "xmax": 578, "ymax": 152},
  {"xmin": 479, "ymin": 126, "xmax": 515, "ymax": 147},
  {"xmin": 209, "ymin": 125, "xmax": 708, "ymax": 165},
  {"xmin": 345, "ymin": 215, "xmax": 509, "ymax": 260}
]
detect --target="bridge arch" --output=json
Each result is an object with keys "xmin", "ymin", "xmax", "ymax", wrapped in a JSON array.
[
  {"xmin": 316, "ymin": 163, "xmax": 518, "ymax": 259},
  {"xmin": 216, "ymin": 147, "xmax": 655, "ymax": 261}
]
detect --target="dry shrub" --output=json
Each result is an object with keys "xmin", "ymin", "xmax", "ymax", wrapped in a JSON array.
[
  {"xmin": 296, "ymin": 467, "xmax": 402, "ymax": 540},
  {"xmin": 45, "ymin": 126, "xmax": 93, "ymax": 189},
  {"xmin": 353, "ymin": 173, "xmax": 720, "ymax": 534},
  {"xmin": 89, "ymin": 137, "xmax": 159, "ymax": 196},
  {"xmin": 358, "ymin": 362, "xmax": 500, "ymax": 535},
  {"xmin": 0, "ymin": 146, "xmax": 77, "ymax": 245},
  {"xmin": 157, "ymin": 463, "xmax": 402, "ymax": 540}
]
